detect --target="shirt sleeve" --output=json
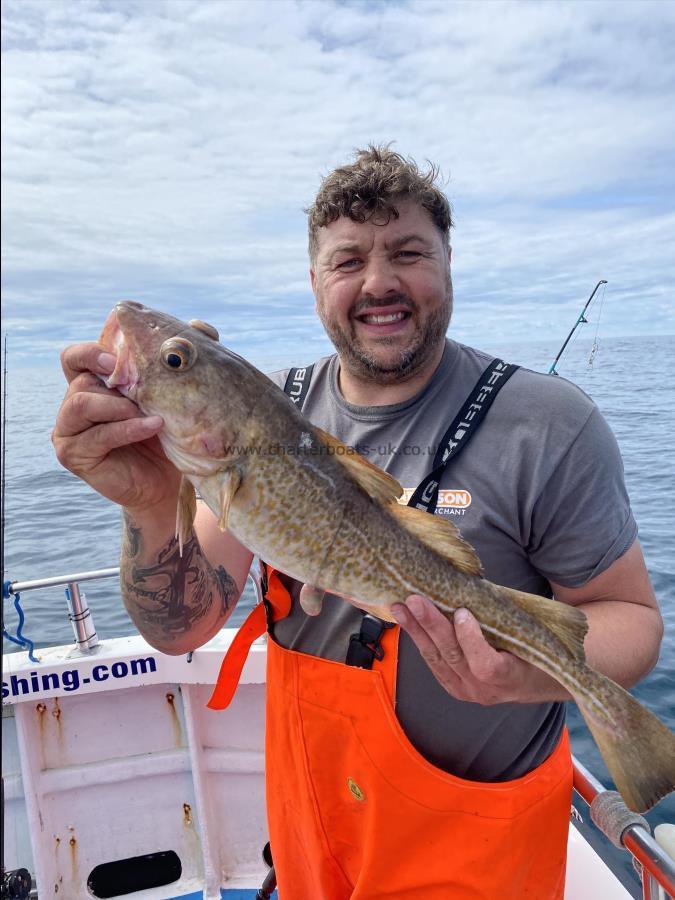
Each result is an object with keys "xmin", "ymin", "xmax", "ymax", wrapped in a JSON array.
[
  {"xmin": 527, "ymin": 405, "xmax": 637, "ymax": 587},
  {"xmin": 266, "ymin": 368, "xmax": 291, "ymax": 391}
]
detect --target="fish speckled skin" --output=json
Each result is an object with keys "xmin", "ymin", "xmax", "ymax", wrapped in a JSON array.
[{"xmin": 100, "ymin": 301, "xmax": 675, "ymax": 813}]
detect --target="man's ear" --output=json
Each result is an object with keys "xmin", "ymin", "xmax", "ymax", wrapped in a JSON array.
[
  {"xmin": 447, "ymin": 245, "xmax": 452, "ymax": 266},
  {"xmin": 310, "ymin": 268, "xmax": 318, "ymax": 303}
]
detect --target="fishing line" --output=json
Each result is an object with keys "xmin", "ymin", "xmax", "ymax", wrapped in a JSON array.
[
  {"xmin": 548, "ymin": 280, "xmax": 607, "ymax": 376},
  {"xmin": 564, "ymin": 316, "xmax": 584, "ymax": 365},
  {"xmin": 588, "ymin": 281, "xmax": 607, "ymax": 369}
]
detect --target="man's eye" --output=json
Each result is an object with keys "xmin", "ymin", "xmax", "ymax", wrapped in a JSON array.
[
  {"xmin": 396, "ymin": 251, "xmax": 422, "ymax": 261},
  {"xmin": 337, "ymin": 258, "xmax": 361, "ymax": 270}
]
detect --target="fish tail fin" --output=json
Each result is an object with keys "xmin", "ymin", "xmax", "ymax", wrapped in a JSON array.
[{"xmin": 575, "ymin": 669, "xmax": 675, "ymax": 812}]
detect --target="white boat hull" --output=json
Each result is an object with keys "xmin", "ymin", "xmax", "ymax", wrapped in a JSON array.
[{"xmin": 2, "ymin": 632, "xmax": 634, "ymax": 899}]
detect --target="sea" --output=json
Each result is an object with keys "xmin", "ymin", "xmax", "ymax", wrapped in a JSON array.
[{"xmin": 2, "ymin": 333, "xmax": 674, "ymax": 896}]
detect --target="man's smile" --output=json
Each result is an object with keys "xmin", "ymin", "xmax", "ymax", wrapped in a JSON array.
[{"xmin": 353, "ymin": 305, "xmax": 413, "ymax": 336}]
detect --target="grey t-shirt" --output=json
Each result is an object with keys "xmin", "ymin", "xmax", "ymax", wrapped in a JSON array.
[{"xmin": 265, "ymin": 339, "xmax": 637, "ymax": 781}]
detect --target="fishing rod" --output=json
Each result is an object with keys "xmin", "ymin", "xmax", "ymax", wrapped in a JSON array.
[
  {"xmin": 2, "ymin": 335, "xmax": 6, "ymax": 594},
  {"xmin": 1, "ymin": 334, "xmax": 7, "ymax": 659},
  {"xmin": 1, "ymin": 338, "xmax": 38, "ymax": 663},
  {"xmin": 548, "ymin": 280, "xmax": 607, "ymax": 375},
  {"xmin": 1, "ymin": 336, "xmax": 34, "ymax": 899}
]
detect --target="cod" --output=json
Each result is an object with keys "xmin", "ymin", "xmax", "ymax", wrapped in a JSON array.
[{"xmin": 100, "ymin": 300, "xmax": 675, "ymax": 814}]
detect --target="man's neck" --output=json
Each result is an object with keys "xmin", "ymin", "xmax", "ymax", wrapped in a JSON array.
[{"xmin": 337, "ymin": 342, "xmax": 446, "ymax": 407}]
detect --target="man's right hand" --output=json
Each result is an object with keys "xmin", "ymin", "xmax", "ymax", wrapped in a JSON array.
[{"xmin": 52, "ymin": 342, "xmax": 181, "ymax": 514}]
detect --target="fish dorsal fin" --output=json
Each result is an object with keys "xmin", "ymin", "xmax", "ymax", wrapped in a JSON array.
[
  {"xmin": 176, "ymin": 476, "xmax": 197, "ymax": 556},
  {"xmin": 313, "ymin": 427, "xmax": 403, "ymax": 504},
  {"xmin": 389, "ymin": 504, "xmax": 483, "ymax": 577},
  {"xmin": 500, "ymin": 585, "xmax": 588, "ymax": 660}
]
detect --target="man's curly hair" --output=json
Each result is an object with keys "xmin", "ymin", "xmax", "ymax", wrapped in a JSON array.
[{"xmin": 307, "ymin": 145, "xmax": 452, "ymax": 261}]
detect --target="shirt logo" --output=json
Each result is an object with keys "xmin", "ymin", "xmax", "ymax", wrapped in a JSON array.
[{"xmin": 400, "ymin": 488, "xmax": 472, "ymax": 516}]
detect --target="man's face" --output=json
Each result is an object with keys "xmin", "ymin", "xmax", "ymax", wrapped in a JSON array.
[{"xmin": 311, "ymin": 198, "xmax": 453, "ymax": 385}]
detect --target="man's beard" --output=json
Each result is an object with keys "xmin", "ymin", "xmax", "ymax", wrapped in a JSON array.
[{"xmin": 317, "ymin": 281, "xmax": 453, "ymax": 386}]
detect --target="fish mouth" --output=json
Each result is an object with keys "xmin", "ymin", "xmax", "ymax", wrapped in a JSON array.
[{"xmin": 98, "ymin": 303, "xmax": 141, "ymax": 398}]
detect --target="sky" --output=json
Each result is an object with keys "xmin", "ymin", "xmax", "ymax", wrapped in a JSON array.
[{"xmin": 2, "ymin": 0, "xmax": 674, "ymax": 372}]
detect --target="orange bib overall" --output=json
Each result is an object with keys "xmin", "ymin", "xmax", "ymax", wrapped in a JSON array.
[{"xmin": 209, "ymin": 568, "xmax": 573, "ymax": 899}]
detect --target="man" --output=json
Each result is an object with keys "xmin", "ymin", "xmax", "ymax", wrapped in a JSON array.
[{"xmin": 53, "ymin": 146, "xmax": 662, "ymax": 899}]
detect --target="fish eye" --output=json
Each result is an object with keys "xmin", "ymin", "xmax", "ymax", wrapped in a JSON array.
[{"xmin": 160, "ymin": 338, "xmax": 197, "ymax": 371}]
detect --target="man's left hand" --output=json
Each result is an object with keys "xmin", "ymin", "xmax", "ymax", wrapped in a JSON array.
[{"xmin": 391, "ymin": 594, "xmax": 539, "ymax": 705}]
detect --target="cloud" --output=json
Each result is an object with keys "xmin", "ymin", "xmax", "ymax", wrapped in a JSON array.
[{"xmin": 2, "ymin": 0, "xmax": 674, "ymax": 368}]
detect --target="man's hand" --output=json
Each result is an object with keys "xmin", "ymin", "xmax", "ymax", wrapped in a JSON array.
[
  {"xmin": 52, "ymin": 342, "xmax": 180, "ymax": 516},
  {"xmin": 391, "ymin": 594, "xmax": 555, "ymax": 705}
]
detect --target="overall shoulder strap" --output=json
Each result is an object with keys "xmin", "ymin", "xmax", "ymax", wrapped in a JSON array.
[
  {"xmin": 407, "ymin": 358, "xmax": 518, "ymax": 514},
  {"xmin": 283, "ymin": 365, "xmax": 315, "ymax": 410},
  {"xmin": 346, "ymin": 358, "xmax": 518, "ymax": 670},
  {"xmin": 206, "ymin": 563, "xmax": 293, "ymax": 710}
]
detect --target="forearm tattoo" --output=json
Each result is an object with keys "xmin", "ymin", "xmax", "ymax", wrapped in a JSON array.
[{"xmin": 121, "ymin": 512, "xmax": 238, "ymax": 644}]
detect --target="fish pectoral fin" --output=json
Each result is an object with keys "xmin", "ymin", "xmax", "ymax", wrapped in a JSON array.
[
  {"xmin": 390, "ymin": 504, "xmax": 483, "ymax": 577},
  {"xmin": 217, "ymin": 468, "xmax": 242, "ymax": 531},
  {"xmin": 500, "ymin": 586, "xmax": 588, "ymax": 661},
  {"xmin": 175, "ymin": 476, "xmax": 197, "ymax": 556},
  {"xmin": 313, "ymin": 427, "xmax": 403, "ymax": 504}
]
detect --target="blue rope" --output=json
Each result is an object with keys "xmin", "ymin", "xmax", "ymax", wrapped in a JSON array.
[{"xmin": 2, "ymin": 585, "xmax": 39, "ymax": 662}]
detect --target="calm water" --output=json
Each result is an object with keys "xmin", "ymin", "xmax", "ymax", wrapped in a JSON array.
[{"xmin": 2, "ymin": 334, "xmax": 674, "ymax": 895}]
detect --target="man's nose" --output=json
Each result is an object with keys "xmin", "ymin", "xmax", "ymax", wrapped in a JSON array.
[{"xmin": 361, "ymin": 257, "xmax": 401, "ymax": 296}]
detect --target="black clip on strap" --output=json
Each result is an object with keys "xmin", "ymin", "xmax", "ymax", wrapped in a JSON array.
[
  {"xmin": 258, "ymin": 565, "xmax": 277, "ymax": 636},
  {"xmin": 346, "ymin": 613, "xmax": 395, "ymax": 669}
]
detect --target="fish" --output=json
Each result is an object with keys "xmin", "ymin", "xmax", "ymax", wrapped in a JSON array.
[{"xmin": 99, "ymin": 300, "xmax": 675, "ymax": 813}]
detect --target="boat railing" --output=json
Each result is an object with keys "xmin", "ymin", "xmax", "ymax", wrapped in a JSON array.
[
  {"xmin": 572, "ymin": 756, "xmax": 675, "ymax": 899},
  {"xmin": 3, "ymin": 567, "xmax": 675, "ymax": 898},
  {"xmin": 3, "ymin": 565, "xmax": 265, "ymax": 656},
  {"xmin": 4, "ymin": 566, "xmax": 121, "ymax": 654}
]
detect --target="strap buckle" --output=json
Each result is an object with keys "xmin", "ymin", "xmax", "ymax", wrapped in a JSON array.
[{"xmin": 346, "ymin": 613, "xmax": 395, "ymax": 669}]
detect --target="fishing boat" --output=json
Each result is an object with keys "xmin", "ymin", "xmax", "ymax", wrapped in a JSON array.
[{"xmin": 3, "ymin": 567, "xmax": 674, "ymax": 900}]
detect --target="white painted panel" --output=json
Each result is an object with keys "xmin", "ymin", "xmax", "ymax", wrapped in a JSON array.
[
  {"xmin": 33, "ymin": 684, "xmax": 187, "ymax": 771},
  {"xmin": 196, "ymin": 683, "xmax": 267, "ymax": 753},
  {"xmin": 2, "ymin": 706, "xmax": 35, "ymax": 878},
  {"xmin": 565, "ymin": 824, "xmax": 633, "ymax": 899}
]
